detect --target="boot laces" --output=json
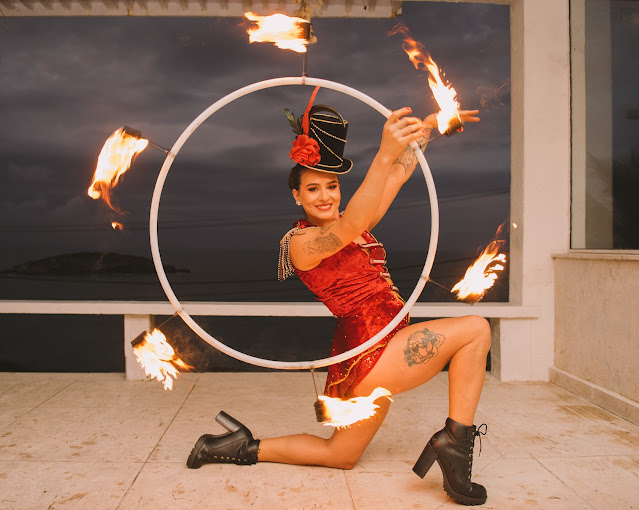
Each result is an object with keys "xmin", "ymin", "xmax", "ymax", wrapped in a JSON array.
[
  {"xmin": 474, "ymin": 423, "xmax": 487, "ymax": 457},
  {"xmin": 467, "ymin": 424, "xmax": 487, "ymax": 480}
]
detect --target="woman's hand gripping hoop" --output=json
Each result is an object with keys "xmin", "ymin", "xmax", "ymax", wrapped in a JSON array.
[{"xmin": 149, "ymin": 77, "xmax": 440, "ymax": 370}]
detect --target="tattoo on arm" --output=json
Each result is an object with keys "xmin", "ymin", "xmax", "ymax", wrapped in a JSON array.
[
  {"xmin": 302, "ymin": 232, "xmax": 342, "ymax": 255},
  {"xmin": 403, "ymin": 327, "xmax": 445, "ymax": 367},
  {"xmin": 393, "ymin": 134, "xmax": 431, "ymax": 174},
  {"xmin": 393, "ymin": 145, "xmax": 417, "ymax": 174},
  {"xmin": 417, "ymin": 133, "xmax": 430, "ymax": 151}
]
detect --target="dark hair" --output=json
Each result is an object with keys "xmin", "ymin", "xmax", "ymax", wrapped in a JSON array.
[
  {"xmin": 288, "ymin": 164, "xmax": 305, "ymax": 190},
  {"xmin": 289, "ymin": 165, "xmax": 343, "ymax": 191}
]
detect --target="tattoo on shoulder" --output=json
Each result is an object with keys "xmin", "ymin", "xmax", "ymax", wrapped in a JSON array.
[
  {"xmin": 302, "ymin": 232, "xmax": 342, "ymax": 255},
  {"xmin": 403, "ymin": 327, "xmax": 445, "ymax": 367}
]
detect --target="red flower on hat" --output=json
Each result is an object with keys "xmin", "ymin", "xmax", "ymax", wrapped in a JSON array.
[{"xmin": 289, "ymin": 134, "xmax": 320, "ymax": 166}]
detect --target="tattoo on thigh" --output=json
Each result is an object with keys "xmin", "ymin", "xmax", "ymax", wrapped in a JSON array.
[
  {"xmin": 403, "ymin": 328, "xmax": 445, "ymax": 367},
  {"xmin": 303, "ymin": 232, "xmax": 342, "ymax": 255}
]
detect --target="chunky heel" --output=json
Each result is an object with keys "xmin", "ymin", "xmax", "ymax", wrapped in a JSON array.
[
  {"xmin": 186, "ymin": 411, "xmax": 260, "ymax": 469},
  {"xmin": 216, "ymin": 411, "xmax": 242, "ymax": 433},
  {"xmin": 413, "ymin": 442, "xmax": 438, "ymax": 478}
]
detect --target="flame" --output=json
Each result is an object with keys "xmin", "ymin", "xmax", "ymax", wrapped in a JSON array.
[
  {"xmin": 245, "ymin": 12, "xmax": 311, "ymax": 53},
  {"xmin": 391, "ymin": 25, "xmax": 462, "ymax": 134},
  {"xmin": 88, "ymin": 127, "xmax": 149, "ymax": 211},
  {"xmin": 452, "ymin": 239, "xmax": 507, "ymax": 304},
  {"xmin": 318, "ymin": 387, "xmax": 392, "ymax": 428},
  {"xmin": 111, "ymin": 222, "xmax": 123, "ymax": 230},
  {"xmin": 425, "ymin": 56, "xmax": 462, "ymax": 134},
  {"xmin": 133, "ymin": 329, "xmax": 192, "ymax": 390}
]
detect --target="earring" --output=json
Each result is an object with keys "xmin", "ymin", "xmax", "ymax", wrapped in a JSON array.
[{"xmin": 296, "ymin": 201, "xmax": 301, "ymax": 206}]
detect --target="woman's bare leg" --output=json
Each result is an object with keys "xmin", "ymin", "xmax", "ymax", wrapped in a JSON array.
[
  {"xmin": 259, "ymin": 314, "xmax": 489, "ymax": 467},
  {"xmin": 355, "ymin": 315, "xmax": 491, "ymax": 425},
  {"xmin": 257, "ymin": 398, "xmax": 390, "ymax": 469}
]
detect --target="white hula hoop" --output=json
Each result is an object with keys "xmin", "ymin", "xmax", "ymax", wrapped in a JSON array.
[{"xmin": 149, "ymin": 76, "xmax": 439, "ymax": 370}]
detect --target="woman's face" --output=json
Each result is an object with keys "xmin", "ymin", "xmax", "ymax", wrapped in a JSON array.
[{"xmin": 292, "ymin": 169, "xmax": 341, "ymax": 226}]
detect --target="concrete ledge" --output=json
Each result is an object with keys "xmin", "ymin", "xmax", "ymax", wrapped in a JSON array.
[
  {"xmin": 549, "ymin": 366, "xmax": 639, "ymax": 426},
  {"xmin": 553, "ymin": 250, "xmax": 639, "ymax": 261},
  {"xmin": 0, "ymin": 300, "xmax": 540, "ymax": 318}
]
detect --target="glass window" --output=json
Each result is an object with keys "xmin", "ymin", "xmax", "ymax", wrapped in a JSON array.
[
  {"xmin": 0, "ymin": 3, "xmax": 510, "ymax": 302},
  {"xmin": 571, "ymin": 0, "xmax": 639, "ymax": 249}
]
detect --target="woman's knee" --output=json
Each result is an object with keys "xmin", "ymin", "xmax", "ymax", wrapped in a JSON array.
[
  {"xmin": 464, "ymin": 315, "xmax": 491, "ymax": 352},
  {"xmin": 323, "ymin": 436, "xmax": 367, "ymax": 470},
  {"xmin": 332, "ymin": 455, "xmax": 359, "ymax": 470},
  {"xmin": 321, "ymin": 446, "xmax": 362, "ymax": 470}
]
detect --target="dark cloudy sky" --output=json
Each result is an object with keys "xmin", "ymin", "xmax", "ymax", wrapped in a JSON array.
[{"xmin": 0, "ymin": 3, "xmax": 512, "ymax": 300}]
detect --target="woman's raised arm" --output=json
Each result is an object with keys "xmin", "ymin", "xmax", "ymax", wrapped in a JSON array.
[{"xmin": 367, "ymin": 109, "xmax": 480, "ymax": 232}]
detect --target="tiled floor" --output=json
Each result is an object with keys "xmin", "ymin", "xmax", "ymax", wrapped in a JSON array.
[{"xmin": 0, "ymin": 372, "xmax": 638, "ymax": 509}]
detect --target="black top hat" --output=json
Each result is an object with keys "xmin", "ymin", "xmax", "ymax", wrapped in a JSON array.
[{"xmin": 286, "ymin": 88, "xmax": 353, "ymax": 175}]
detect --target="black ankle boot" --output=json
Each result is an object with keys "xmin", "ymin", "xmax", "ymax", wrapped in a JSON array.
[
  {"xmin": 186, "ymin": 411, "xmax": 260, "ymax": 469},
  {"xmin": 413, "ymin": 418, "xmax": 487, "ymax": 506}
]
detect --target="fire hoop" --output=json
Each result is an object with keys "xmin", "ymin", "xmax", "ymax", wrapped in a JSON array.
[{"xmin": 149, "ymin": 76, "xmax": 439, "ymax": 370}]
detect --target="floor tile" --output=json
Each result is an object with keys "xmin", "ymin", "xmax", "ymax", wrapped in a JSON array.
[
  {"xmin": 538, "ymin": 455, "xmax": 639, "ymax": 510},
  {"xmin": 476, "ymin": 400, "xmax": 639, "ymax": 458},
  {"xmin": 358, "ymin": 400, "xmax": 449, "ymax": 463},
  {"xmin": 0, "ymin": 407, "xmax": 32, "ymax": 430},
  {"xmin": 43, "ymin": 373, "xmax": 195, "ymax": 409},
  {"xmin": 0, "ymin": 373, "xmax": 82, "ymax": 407},
  {"xmin": 0, "ymin": 405, "xmax": 176, "ymax": 462},
  {"xmin": 473, "ymin": 412, "xmax": 533, "ymax": 460},
  {"xmin": 0, "ymin": 373, "xmax": 637, "ymax": 510},
  {"xmin": 478, "ymin": 378, "xmax": 586, "ymax": 407},
  {"xmin": 346, "ymin": 460, "xmax": 449, "ymax": 509},
  {"xmin": 183, "ymin": 372, "xmax": 323, "ymax": 409},
  {"xmin": 117, "ymin": 462, "xmax": 354, "ymax": 510},
  {"xmin": 0, "ymin": 460, "xmax": 141, "ymax": 510},
  {"xmin": 439, "ymin": 458, "xmax": 594, "ymax": 510}
]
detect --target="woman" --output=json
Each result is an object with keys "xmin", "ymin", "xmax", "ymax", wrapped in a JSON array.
[{"xmin": 187, "ymin": 91, "xmax": 488, "ymax": 506}]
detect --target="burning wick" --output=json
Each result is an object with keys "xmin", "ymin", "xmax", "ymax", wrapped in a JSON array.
[
  {"xmin": 244, "ymin": 12, "xmax": 314, "ymax": 54},
  {"xmin": 315, "ymin": 387, "xmax": 393, "ymax": 428},
  {"xmin": 132, "ymin": 329, "xmax": 192, "ymax": 390},
  {"xmin": 452, "ymin": 239, "xmax": 507, "ymax": 304},
  {"xmin": 111, "ymin": 222, "xmax": 123, "ymax": 230},
  {"xmin": 390, "ymin": 24, "xmax": 463, "ymax": 136},
  {"xmin": 442, "ymin": 116, "xmax": 463, "ymax": 137},
  {"xmin": 121, "ymin": 126, "xmax": 171, "ymax": 155}
]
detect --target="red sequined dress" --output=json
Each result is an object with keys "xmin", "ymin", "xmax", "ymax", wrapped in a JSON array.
[{"xmin": 279, "ymin": 219, "xmax": 410, "ymax": 398}]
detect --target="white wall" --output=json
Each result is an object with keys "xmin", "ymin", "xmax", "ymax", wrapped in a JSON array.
[{"xmin": 501, "ymin": 0, "xmax": 571, "ymax": 380}]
